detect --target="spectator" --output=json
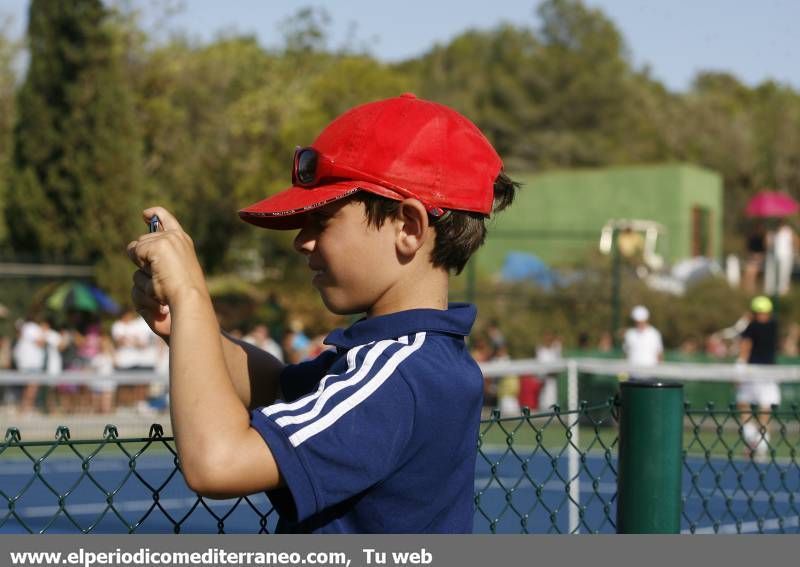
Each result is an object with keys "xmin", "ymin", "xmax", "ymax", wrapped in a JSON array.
[
  {"xmin": 41, "ymin": 320, "xmax": 69, "ymax": 414},
  {"xmin": 704, "ymin": 333, "xmax": 728, "ymax": 359},
  {"xmin": 89, "ymin": 334, "xmax": 116, "ymax": 414},
  {"xmin": 13, "ymin": 316, "xmax": 46, "ymax": 414},
  {"xmin": 494, "ymin": 345, "xmax": 520, "ymax": 417},
  {"xmin": 597, "ymin": 331, "xmax": 613, "ymax": 353},
  {"xmin": 0, "ymin": 304, "xmax": 10, "ymax": 370},
  {"xmin": 68, "ymin": 321, "xmax": 105, "ymax": 412},
  {"xmin": 0, "ymin": 333, "xmax": 10, "ymax": 370},
  {"xmin": 737, "ymin": 296, "xmax": 780, "ymax": 461},
  {"xmin": 0, "ymin": 308, "xmax": 12, "ymax": 405},
  {"xmin": 744, "ymin": 222, "xmax": 766, "ymax": 294},
  {"xmin": 536, "ymin": 331, "xmax": 563, "ymax": 410},
  {"xmin": 773, "ymin": 220, "xmax": 797, "ymax": 296},
  {"xmin": 470, "ymin": 335, "xmax": 496, "ymax": 408},
  {"xmin": 243, "ymin": 324, "xmax": 284, "ymax": 362},
  {"xmin": 283, "ymin": 319, "xmax": 310, "ymax": 363},
  {"xmin": 306, "ymin": 333, "xmax": 333, "ymax": 360},
  {"xmin": 111, "ymin": 309, "xmax": 157, "ymax": 408},
  {"xmin": 622, "ymin": 306, "xmax": 663, "ymax": 377},
  {"xmin": 486, "ymin": 319, "xmax": 506, "ymax": 357},
  {"xmin": 148, "ymin": 339, "xmax": 170, "ymax": 414},
  {"xmin": 41, "ymin": 320, "xmax": 67, "ymax": 377},
  {"xmin": 678, "ymin": 336, "xmax": 700, "ymax": 358}
]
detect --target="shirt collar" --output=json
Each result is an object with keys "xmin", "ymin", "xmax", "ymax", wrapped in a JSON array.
[{"xmin": 324, "ymin": 303, "xmax": 477, "ymax": 349}]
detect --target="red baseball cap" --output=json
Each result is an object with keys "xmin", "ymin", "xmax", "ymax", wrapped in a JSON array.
[{"xmin": 238, "ymin": 93, "xmax": 503, "ymax": 230}]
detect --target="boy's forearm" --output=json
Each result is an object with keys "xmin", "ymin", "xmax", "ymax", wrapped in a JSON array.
[{"xmin": 168, "ymin": 288, "xmax": 253, "ymax": 476}]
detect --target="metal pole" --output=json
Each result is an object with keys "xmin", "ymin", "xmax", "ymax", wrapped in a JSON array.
[
  {"xmin": 616, "ymin": 378, "xmax": 683, "ymax": 533},
  {"xmin": 611, "ymin": 228, "xmax": 621, "ymax": 348},
  {"xmin": 567, "ymin": 359, "xmax": 580, "ymax": 533}
]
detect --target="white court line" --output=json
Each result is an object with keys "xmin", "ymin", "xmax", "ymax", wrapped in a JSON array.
[
  {"xmin": 1, "ymin": 459, "xmax": 173, "ymax": 475},
  {"xmin": 476, "ymin": 477, "xmax": 797, "ymax": 505},
  {"xmin": 475, "ymin": 477, "xmax": 617, "ymax": 494},
  {"xmin": 686, "ymin": 515, "xmax": 800, "ymax": 534},
  {"xmin": 17, "ymin": 495, "xmax": 267, "ymax": 519}
]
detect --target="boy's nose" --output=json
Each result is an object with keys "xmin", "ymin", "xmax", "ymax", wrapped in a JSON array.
[{"xmin": 293, "ymin": 225, "xmax": 315, "ymax": 255}]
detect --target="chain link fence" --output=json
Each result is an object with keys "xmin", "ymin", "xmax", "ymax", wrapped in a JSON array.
[
  {"xmin": 2, "ymin": 400, "xmax": 800, "ymax": 533},
  {"xmin": 683, "ymin": 403, "xmax": 800, "ymax": 534}
]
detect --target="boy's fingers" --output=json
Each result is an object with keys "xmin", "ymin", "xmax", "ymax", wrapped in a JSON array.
[
  {"xmin": 131, "ymin": 280, "xmax": 160, "ymax": 311},
  {"xmin": 127, "ymin": 240, "xmax": 150, "ymax": 274},
  {"xmin": 126, "ymin": 240, "xmax": 148, "ymax": 272},
  {"xmin": 132, "ymin": 269, "xmax": 156, "ymax": 298},
  {"xmin": 142, "ymin": 206, "xmax": 185, "ymax": 233},
  {"xmin": 132, "ymin": 268, "xmax": 170, "ymax": 313}
]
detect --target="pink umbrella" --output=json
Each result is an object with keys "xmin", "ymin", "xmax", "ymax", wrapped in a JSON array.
[{"xmin": 745, "ymin": 190, "xmax": 800, "ymax": 217}]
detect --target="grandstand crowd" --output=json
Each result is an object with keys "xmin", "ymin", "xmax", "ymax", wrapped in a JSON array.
[{"xmin": 0, "ymin": 306, "xmax": 331, "ymax": 417}]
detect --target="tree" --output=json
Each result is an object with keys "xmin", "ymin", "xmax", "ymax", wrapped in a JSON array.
[
  {"xmin": 404, "ymin": 0, "xmax": 636, "ymax": 169},
  {"xmin": 129, "ymin": 6, "xmax": 414, "ymax": 280},
  {"xmin": 402, "ymin": 26, "xmax": 543, "ymax": 168},
  {"xmin": 0, "ymin": 18, "xmax": 19, "ymax": 247},
  {"xmin": 5, "ymin": 0, "xmax": 143, "ymax": 298}
]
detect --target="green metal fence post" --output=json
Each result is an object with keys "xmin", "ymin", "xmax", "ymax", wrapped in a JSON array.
[{"xmin": 617, "ymin": 378, "xmax": 683, "ymax": 533}]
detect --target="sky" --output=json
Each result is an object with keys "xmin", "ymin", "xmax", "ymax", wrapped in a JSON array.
[{"xmin": 1, "ymin": 0, "xmax": 798, "ymax": 92}]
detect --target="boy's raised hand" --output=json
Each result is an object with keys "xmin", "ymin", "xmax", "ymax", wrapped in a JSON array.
[{"xmin": 127, "ymin": 206, "xmax": 208, "ymax": 337}]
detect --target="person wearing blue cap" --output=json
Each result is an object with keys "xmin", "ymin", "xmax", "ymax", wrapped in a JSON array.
[{"xmin": 736, "ymin": 295, "xmax": 780, "ymax": 461}]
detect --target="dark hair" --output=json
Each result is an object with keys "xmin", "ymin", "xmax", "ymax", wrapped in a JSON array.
[{"xmin": 352, "ymin": 171, "xmax": 520, "ymax": 274}]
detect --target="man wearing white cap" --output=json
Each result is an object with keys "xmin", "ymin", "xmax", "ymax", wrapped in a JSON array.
[{"xmin": 623, "ymin": 305, "xmax": 663, "ymax": 374}]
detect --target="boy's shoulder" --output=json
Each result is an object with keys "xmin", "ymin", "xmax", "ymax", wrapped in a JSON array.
[{"xmin": 323, "ymin": 303, "xmax": 477, "ymax": 351}]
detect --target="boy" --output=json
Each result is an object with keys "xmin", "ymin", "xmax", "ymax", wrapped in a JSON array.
[{"xmin": 127, "ymin": 93, "xmax": 518, "ymax": 533}]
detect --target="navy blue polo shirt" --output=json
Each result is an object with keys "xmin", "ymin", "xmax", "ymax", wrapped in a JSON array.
[{"xmin": 249, "ymin": 303, "xmax": 482, "ymax": 533}]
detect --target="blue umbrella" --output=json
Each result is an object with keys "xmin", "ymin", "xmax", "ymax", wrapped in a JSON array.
[
  {"xmin": 500, "ymin": 252, "xmax": 558, "ymax": 290},
  {"xmin": 46, "ymin": 282, "xmax": 121, "ymax": 314}
]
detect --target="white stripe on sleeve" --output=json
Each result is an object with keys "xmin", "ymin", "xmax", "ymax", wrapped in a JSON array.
[
  {"xmin": 261, "ymin": 342, "xmax": 371, "ymax": 418},
  {"xmin": 288, "ymin": 332, "xmax": 426, "ymax": 447},
  {"xmin": 274, "ymin": 336, "xmax": 409, "ymax": 427}
]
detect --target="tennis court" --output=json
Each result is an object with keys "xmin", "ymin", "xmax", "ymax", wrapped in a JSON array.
[{"xmin": 2, "ymin": 444, "xmax": 798, "ymax": 534}]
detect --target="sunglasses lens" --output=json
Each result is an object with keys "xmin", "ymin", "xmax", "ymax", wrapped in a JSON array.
[{"xmin": 295, "ymin": 149, "xmax": 318, "ymax": 185}]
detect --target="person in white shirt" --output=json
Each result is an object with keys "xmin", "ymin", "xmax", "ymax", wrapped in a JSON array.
[
  {"xmin": 536, "ymin": 331, "xmax": 563, "ymax": 410},
  {"xmin": 12, "ymin": 317, "xmax": 46, "ymax": 413},
  {"xmin": 623, "ymin": 306, "xmax": 663, "ymax": 376},
  {"xmin": 41, "ymin": 320, "xmax": 66, "ymax": 377},
  {"xmin": 772, "ymin": 220, "xmax": 796, "ymax": 296},
  {"xmin": 111, "ymin": 309, "xmax": 157, "ymax": 408},
  {"xmin": 111, "ymin": 310, "xmax": 157, "ymax": 370},
  {"xmin": 242, "ymin": 324, "xmax": 284, "ymax": 362}
]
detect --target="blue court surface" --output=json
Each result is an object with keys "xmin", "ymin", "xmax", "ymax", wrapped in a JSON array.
[{"xmin": 1, "ymin": 448, "xmax": 797, "ymax": 534}]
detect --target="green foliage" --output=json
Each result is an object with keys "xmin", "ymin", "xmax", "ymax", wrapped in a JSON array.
[
  {"xmin": 5, "ymin": 0, "xmax": 142, "ymax": 299},
  {"xmin": 0, "ymin": 18, "xmax": 19, "ymax": 247},
  {"xmin": 2, "ymin": 0, "xmax": 800, "ymax": 347}
]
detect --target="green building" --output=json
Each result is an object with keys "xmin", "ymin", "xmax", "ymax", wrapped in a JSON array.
[{"xmin": 476, "ymin": 163, "xmax": 723, "ymax": 275}]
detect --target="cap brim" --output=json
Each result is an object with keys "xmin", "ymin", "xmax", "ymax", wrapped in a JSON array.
[{"xmin": 238, "ymin": 180, "xmax": 404, "ymax": 230}]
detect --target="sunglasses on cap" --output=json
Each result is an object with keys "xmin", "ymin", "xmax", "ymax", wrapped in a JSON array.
[{"xmin": 292, "ymin": 147, "xmax": 447, "ymax": 217}]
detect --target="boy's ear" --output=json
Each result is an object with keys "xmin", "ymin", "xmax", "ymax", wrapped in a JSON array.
[{"xmin": 395, "ymin": 199, "xmax": 430, "ymax": 256}]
